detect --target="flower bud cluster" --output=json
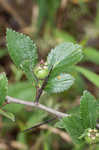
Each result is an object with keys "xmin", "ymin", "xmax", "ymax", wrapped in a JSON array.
[
  {"xmin": 34, "ymin": 62, "xmax": 49, "ymax": 79},
  {"xmin": 85, "ymin": 128, "xmax": 99, "ymax": 144}
]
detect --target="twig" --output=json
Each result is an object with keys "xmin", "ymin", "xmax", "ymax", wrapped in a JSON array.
[
  {"xmin": 35, "ymin": 77, "xmax": 48, "ymax": 103},
  {"xmin": 35, "ymin": 68, "xmax": 52, "ymax": 103},
  {"xmin": 23, "ymin": 117, "xmax": 57, "ymax": 132},
  {"xmin": 6, "ymin": 96, "xmax": 69, "ymax": 118}
]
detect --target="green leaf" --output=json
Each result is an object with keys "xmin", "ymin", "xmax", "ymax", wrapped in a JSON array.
[
  {"xmin": 0, "ymin": 108, "xmax": 15, "ymax": 122},
  {"xmin": 76, "ymin": 66, "xmax": 99, "ymax": 88},
  {"xmin": 45, "ymin": 73, "xmax": 74, "ymax": 93},
  {"xmin": 6, "ymin": 28, "xmax": 38, "ymax": 83},
  {"xmin": 0, "ymin": 73, "xmax": 8, "ymax": 106},
  {"xmin": 57, "ymin": 115, "xmax": 84, "ymax": 144},
  {"xmin": 84, "ymin": 47, "xmax": 99, "ymax": 65},
  {"xmin": 80, "ymin": 90, "xmax": 97, "ymax": 129},
  {"xmin": 47, "ymin": 42, "xmax": 83, "ymax": 76}
]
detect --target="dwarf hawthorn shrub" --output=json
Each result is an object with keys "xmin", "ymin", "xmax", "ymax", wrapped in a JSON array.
[{"xmin": 0, "ymin": 29, "xmax": 99, "ymax": 145}]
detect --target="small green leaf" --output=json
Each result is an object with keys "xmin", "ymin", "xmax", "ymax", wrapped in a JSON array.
[
  {"xmin": 80, "ymin": 90, "xmax": 97, "ymax": 129},
  {"xmin": 0, "ymin": 108, "xmax": 15, "ymax": 122},
  {"xmin": 57, "ymin": 115, "xmax": 84, "ymax": 144},
  {"xmin": 47, "ymin": 42, "xmax": 83, "ymax": 75},
  {"xmin": 76, "ymin": 66, "xmax": 99, "ymax": 88},
  {"xmin": 6, "ymin": 28, "xmax": 38, "ymax": 83},
  {"xmin": 0, "ymin": 73, "xmax": 8, "ymax": 106},
  {"xmin": 45, "ymin": 73, "xmax": 74, "ymax": 93}
]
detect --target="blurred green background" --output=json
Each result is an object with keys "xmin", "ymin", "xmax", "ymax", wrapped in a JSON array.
[{"xmin": 0, "ymin": 0, "xmax": 99, "ymax": 149}]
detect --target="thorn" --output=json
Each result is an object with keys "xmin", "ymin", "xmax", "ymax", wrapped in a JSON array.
[{"xmin": 23, "ymin": 117, "xmax": 57, "ymax": 133}]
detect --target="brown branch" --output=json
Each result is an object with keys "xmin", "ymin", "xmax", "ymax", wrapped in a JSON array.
[{"xmin": 35, "ymin": 68, "xmax": 52, "ymax": 103}]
